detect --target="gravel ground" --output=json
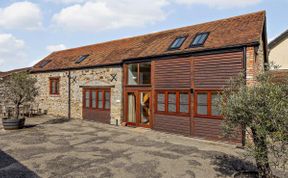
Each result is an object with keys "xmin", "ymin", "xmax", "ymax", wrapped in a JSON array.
[{"xmin": 0, "ymin": 115, "xmax": 279, "ymax": 178}]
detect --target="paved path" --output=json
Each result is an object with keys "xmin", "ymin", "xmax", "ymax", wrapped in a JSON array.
[{"xmin": 0, "ymin": 116, "xmax": 258, "ymax": 178}]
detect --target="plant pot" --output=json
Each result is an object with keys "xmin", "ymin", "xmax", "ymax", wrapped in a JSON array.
[
  {"xmin": 234, "ymin": 171, "xmax": 259, "ymax": 178},
  {"xmin": 2, "ymin": 118, "xmax": 26, "ymax": 130}
]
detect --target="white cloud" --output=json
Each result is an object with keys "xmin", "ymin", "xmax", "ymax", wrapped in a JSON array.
[
  {"xmin": 174, "ymin": 0, "xmax": 261, "ymax": 9},
  {"xmin": 0, "ymin": 33, "xmax": 29, "ymax": 71},
  {"xmin": 46, "ymin": 0, "xmax": 87, "ymax": 4},
  {"xmin": 52, "ymin": 0, "xmax": 169, "ymax": 32},
  {"xmin": 46, "ymin": 44, "xmax": 67, "ymax": 52},
  {"xmin": 0, "ymin": 1, "xmax": 42, "ymax": 30}
]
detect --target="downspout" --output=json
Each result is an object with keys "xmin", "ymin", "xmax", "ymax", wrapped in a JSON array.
[
  {"xmin": 68, "ymin": 70, "xmax": 71, "ymax": 119},
  {"xmin": 242, "ymin": 46, "xmax": 247, "ymax": 147}
]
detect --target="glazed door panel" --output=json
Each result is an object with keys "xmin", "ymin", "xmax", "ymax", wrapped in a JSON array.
[{"xmin": 125, "ymin": 90, "xmax": 151, "ymax": 128}]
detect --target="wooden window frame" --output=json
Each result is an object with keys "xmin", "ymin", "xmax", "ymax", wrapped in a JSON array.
[
  {"xmin": 126, "ymin": 62, "xmax": 151, "ymax": 86},
  {"xmin": 83, "ymin": 88, "xmax": 111, "ymax": 111},
  {"xmin": 49, "ymin": 77, "xmax": 60, "ymax": 95},
  {"xmin": 155, "ymin": 90, "xmax": 190, "ymax": 116},
  {"xmin": 194, "ymin": 90, "xmax": 222, "ymax": 119}
]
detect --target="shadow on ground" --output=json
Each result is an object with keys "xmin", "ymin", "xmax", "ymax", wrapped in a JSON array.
[
  {"xmin": 0, "ymin": 149, "xmax": 39, "ymax": 178},
  {"xmin": 212, "ymin": 154, "xmax": 257, "ymax": 177},
  {"xmin": 40, "ymin": 117, "xmax": 71, "ymax": 125}
]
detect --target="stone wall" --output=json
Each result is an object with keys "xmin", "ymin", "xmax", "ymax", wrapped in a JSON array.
[{"xmin": 32, "ymin": 66, "xmax": 123, "ymax": 125}]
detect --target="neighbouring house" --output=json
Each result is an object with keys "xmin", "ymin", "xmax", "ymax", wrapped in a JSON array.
[
  {"xmin": 31, "ymin": 11, "xmax": 268, "ymax": 144},
  {"xmin": 269, "ymin": 29, "xmax": 288, "ymax": 69},
  {"xmin": 268, "ymin": 29, "xmax": 288, "ymax": 83}
]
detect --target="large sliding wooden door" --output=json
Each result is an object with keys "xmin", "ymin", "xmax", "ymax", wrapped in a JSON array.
[{"xmin": 125, "ymin": 90, "xmax": 151, "ymax": 128}]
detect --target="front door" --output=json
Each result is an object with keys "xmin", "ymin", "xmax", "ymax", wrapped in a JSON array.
[{"xmin": 126, "ymin": 91, "xmax": 151, "ymax": 128}]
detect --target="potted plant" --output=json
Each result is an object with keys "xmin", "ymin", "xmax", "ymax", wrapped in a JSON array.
[{"xmin": 2, "ymin": 72, "xmax": 38, "ymax": 130}]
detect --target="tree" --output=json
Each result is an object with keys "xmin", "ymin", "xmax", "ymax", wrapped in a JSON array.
[
  {"xmin": 219, "ymin": 66, "xmax": 288, "ymax": 178},
  {"xmin": 3, "ymin": 72, "xmax": 38, "ymax": 119}
]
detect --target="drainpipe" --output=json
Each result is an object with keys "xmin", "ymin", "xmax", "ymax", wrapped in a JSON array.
[{"xmin": 68, "ymin": 70, "xmax": 71, "ymax": 119}]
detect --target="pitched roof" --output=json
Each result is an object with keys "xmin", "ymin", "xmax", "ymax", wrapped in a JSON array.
[
  {"xmin": 32, "ymin": 11, "xmax": 266, "ymax": 72},
  {"xmin": 0, "ymin": 67, "xmax": 31, "ymax": 78},
  {"xmin": 269, "ymin": 29, "xmax": 288, "ymax": 49}
]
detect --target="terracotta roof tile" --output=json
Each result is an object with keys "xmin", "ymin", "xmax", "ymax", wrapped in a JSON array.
[{"xmin": 32, "ymin": 11, "xmax": 266, "ymax": 72}]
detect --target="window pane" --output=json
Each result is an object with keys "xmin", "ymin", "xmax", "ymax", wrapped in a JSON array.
[
  {"xmin": 197, "ymin": 93, "xmax": 207, "ymax": 105},
  {"xmin": 197, "ymin": 106, "xmax": 207, "ymax": 115},
  {"xmin": 168, "ymin": 104, "xmax": 176, "ymax": 112},
  {"xmin": 170, "ymin": 37, "xmax": 185, "ymax": 49},
  {"xmin": 128, "ymin": 64, "xmax": 138, "ymax": 85},
  {"xmin": 168, "ymin": 93, "xmax": 176, "ymax": 103},
  {"xmin": 157, "ymin": 104, "xmax": 165, "ymax": 112},
  {"xmin": 98, "ymin": 91, "xmax": 103, "ymax": 109},
  {"xmin": 157, "ymin": 93, "xmax": 165, "ymax": 103},
  {"xmin": 139, "ymin": 63, "xmax": 151, "ymax": 84},
  {"xmin": 85, "ymin": 91, "xmax": 90, "ymax": 108},
  {"xmin": 105, "ymin": 101, "xmax": 110, "ymax": 109},
  {"xmin": 92, "ymin": 91, "xmax": 96, "ymax": 108},
  {"xmin": 168, "ymin": 93, "xmax": 176, "ymax": 112},
  {"xmin": 212, "ymin": 93, "xmax": 221, "ymax": 116},
  {"xmin": 55, "ymin": 81, "xmax": 59, "ymax": 94},
  {"xmin": 197, "ymin": 93, "xmax": 207, "ymax": 115},
  {"xmin": 180, "ymin": 104, "xmax": 189, "ymax": 113},
  {"xmin": 105, "ymin": 91, "xmax": 110, "ymax": 109},
  {"xmin": 51, "ymin": 81, "xmax": 56, "ymax": 94},
  {"xmin": 180, "ymin": 93, "xmax": 189, "ymax": 104}
]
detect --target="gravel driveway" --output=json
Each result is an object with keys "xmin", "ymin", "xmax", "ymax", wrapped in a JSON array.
[{"xmin": 0, "ymin": 115, "xmax": 258, "ymax": 178}]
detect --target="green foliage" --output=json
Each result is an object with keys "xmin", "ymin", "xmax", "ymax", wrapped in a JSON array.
[
  {"xmin": 219, "ymin": 65, "xmax": 288, "ymax": 176},
  {"xmin": 3, "ymin": 72, "xmax": 38, "ymax": 119}
]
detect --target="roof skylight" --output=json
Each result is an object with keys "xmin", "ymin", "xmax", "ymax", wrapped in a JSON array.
[
  {"xmin": 39, "ymin": 60, "xmax": 52, "ymax": 68},
  {"xmin": 75, "ymin": 55, "xmax": 89, "ymax": 64},
  {"xmin": 190, "ymin": 32, "xmax": 209, "ymax": 47},
  {"xmin": 169, "ymin": 36, "xmax": 187, "ymax": 50}
]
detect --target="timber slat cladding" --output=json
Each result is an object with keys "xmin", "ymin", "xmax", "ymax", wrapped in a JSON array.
[
  {"xmin": 154, "ymin": 114, "xmax": 190, "ymax": 136},
  {"xmin": 83, "ymin": 109, "xmax": 110, "ymax": 124},
  {"xmin": 193, "ymin": 51, "xmax": 243, "ymax": 89},
  {"xmin": 154, "ymin": 58, "xmax": 191, "ymax": 89}
]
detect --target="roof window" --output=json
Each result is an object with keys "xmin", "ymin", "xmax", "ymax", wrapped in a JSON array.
[
  {"xmin": 39, "ymin": 60, "xmax": 52, "ymax": 68},
  {"xmin": 190, "ymin": 32, "xmax": 209, "ymax": 47},
  {"xmin": 75, "ymin": 54, "xmax": 89, "ymax": 64},
  {"xmin": 169, "ymin": 36, "xmax": 187, "ymax": 50}
]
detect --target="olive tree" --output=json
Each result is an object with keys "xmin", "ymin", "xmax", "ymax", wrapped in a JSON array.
[
  {"xmin": 219, "ymin": 66, "xmax": 288, "ymax": 177},
  {"xmin": 3, "ymin": 72, "xmax": 38, "ymax": 119}
]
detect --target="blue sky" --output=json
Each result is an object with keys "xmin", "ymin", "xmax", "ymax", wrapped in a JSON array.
[{"xmin": 0, "ymin": 0, "xmax": 287, "ymax": 71}]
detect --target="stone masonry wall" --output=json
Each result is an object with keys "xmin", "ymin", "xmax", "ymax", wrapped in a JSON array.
[{"xmin": 33, "ymin": 66, "xmax": 123, "ymax": 125}]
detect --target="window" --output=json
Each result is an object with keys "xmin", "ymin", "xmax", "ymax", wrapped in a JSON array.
[
  {"xmin": 127, "ymin": 62, "xmax": 151, "ymax": 85},
  {"xmin": 49, "ymin": 78, "xmax": 60, "ymax": 95},
  {"xmin": 40, "ymin": 60, "xmax": 52, "ymax": 68},
  {"xmin": 195, "ymin": 91, "xmax": 222, "ymax": 118},
  {"xmin": 83, "ymin": 88, "xmax": 111, "ymax": 110},
  {"xmin": 105, "ymin": 91, "xmax": 110, "ymax": 109},
  {"xmin": 168, "ymin": 93, "xmax": 176, "ymax": 112},
  {"xmin": 190, "ymin": 32, "xmax": 209, "ymax": 47},
  {"xmin": 85, "ymin": 91, "xmax": 90, "ymax": 108},
  {"xmin": 98, "ymin": 91, "xmax": 103, "ymax": 109},
  {"xmin": 157, "ymin": 93, "xmax": 165, "ymax": 112},
  {"xmin": 75, "ymin": 54, "xmax": 89, "ymax": 64},
  {"xmin": 92, "ymin": 91, "xmax": 96, "ymax": 108},
  {"xmin": 169, "ymin": 36, "xmax": 187, "ymax": 50},
  {"xmin": 156, "ymin": 91, "xmax": 190, "ymax": 115}
]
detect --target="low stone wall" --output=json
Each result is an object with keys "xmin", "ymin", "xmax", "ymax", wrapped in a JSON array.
[{"xmin": 32, "ymin": 66, "xmax": 123, "ymax": 125}]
